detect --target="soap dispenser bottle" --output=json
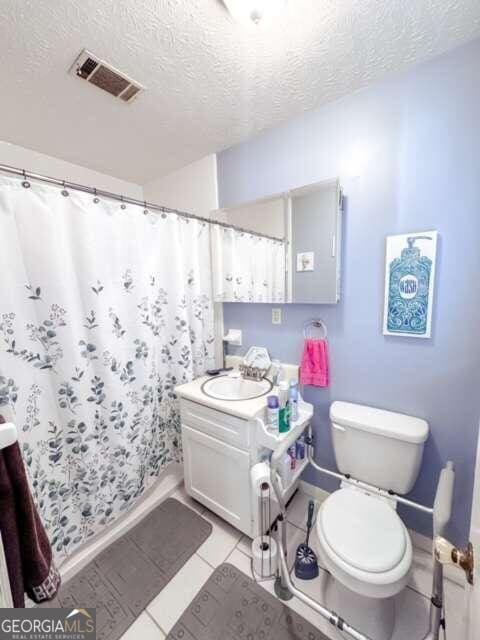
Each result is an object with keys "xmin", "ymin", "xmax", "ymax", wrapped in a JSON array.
[{"xmin": 387, "ymin": 235, "xmax": 433, "ymax": 335}]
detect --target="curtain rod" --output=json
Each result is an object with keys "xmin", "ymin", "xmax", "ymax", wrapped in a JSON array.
[{"xmin": 0, "ymin": 162, "xmax": 284, "ymax": 244}]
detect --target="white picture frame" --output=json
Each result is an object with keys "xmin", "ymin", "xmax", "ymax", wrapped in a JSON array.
[
  {"xmin": 383, "ymin": 231, "xmax": 438, "ymax": 338},
  {"xmin": 296, "ymin": 251, "xmax": 314, "ymax": 272}
]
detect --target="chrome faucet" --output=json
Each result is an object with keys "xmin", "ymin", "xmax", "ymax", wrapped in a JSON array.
[{"xmin": 239, "ymin": 364, "xmax": 266, "ymax": 381}]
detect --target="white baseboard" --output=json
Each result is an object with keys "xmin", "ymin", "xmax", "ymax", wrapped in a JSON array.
[
  {"xmin": 298, "ymin": 480, "xmax": 465, "ymax": 594},
  {"xmin": 58, "ymin": 463, "xmax": 183, "ymax": 583}
]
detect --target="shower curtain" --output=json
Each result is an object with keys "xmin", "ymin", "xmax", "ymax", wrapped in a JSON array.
[
  {"xmin": 211, "ymin": 225, "xmax": 285, "ymax": 302},
  {"xmin": 0, "ymin": 176, "xmax": 215, "ymax": 558}
]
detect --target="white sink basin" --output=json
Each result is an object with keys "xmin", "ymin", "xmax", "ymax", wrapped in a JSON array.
[{"xmin": 201, "ymin": 374, "xmax": 272, "ymax": 401}]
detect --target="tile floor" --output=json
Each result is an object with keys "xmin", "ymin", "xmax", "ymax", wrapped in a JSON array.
[{"xmin": 119, "ymin": 487, "xmax": 464, "ymax": 640}]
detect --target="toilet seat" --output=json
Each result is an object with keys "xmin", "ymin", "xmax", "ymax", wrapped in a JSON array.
[
  {"xmin": 316, "ymin": 488, "xmax": 413, "ymax": 599},
  {"xmin": 320, "ymin": 488, "xmax": 407, "ymax": 572}
]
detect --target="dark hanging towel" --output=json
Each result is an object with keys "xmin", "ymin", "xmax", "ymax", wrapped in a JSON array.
[{"xmin": 0, "ymin": 415, "xmax": 60, "ymax": 607}]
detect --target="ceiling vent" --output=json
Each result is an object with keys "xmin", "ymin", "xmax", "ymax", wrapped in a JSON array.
[{"xmin": 69, "ymin": 49, "xmax": 144, "ymax": 103}]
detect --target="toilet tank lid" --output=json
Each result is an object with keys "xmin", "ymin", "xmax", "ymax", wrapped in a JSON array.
[{"xmin": 330, "ymin": 401, "xmax": 429, "ymax": 444}]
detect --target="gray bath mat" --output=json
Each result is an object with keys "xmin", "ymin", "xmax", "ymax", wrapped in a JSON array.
[
  {"xmin": 41, "ymin": 498, "xmax": 212, "ymax": 640},
  {"xmin": 166, "ymin": 562, "xmax": 329, "ymax": 640}
]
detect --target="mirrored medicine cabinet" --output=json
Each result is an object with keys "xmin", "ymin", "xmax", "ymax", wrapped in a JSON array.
[{"xmin": 210, "ymin": 178, "xmax": 343, "ymax": 304}]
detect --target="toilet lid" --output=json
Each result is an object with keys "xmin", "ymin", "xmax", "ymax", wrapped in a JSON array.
[{"xmin": 319, "ymin": 489, "xmax": 407, "ymax": 573}]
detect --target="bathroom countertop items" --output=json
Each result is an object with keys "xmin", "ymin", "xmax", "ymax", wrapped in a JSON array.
[{"xmin": 177, "ymin": 357, "xmax": 300, "ymax": 420}]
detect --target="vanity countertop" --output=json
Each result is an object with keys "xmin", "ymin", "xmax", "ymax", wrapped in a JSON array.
[
  {"xmin": 176, "ymin": 357, "xmax": 300, "ymax": 420},
  {"xmin": 175, "ymin": 375, "xmax": 272, "ymax": 420}
]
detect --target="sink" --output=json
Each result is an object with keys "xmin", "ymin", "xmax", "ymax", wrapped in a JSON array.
[{"xmin": 201, "ymin": 374, "xmax": 273, "ymax": 401}]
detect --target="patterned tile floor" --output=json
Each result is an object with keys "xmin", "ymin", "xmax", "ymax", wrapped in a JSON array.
[{"xmin": 119, "ymin": 487, "xmax": 464, "ymax": 640}]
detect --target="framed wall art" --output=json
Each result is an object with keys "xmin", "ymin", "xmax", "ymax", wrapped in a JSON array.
[{"xmin": 383, "ymin": 231, "xmax": 438, "ymax": 338}]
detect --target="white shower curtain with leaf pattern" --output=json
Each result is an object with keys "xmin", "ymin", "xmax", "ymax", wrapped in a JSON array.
[
  {"xmin": 211, "ymin": 225, "xmax": 286, "ymax": 302},
  {"xmin": 0, "ymin": 176, "xmax": 215, "ymax": 558}
]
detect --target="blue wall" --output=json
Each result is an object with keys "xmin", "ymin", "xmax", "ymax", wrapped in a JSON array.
[{"xmin": 217, "ymin": 39, "xmax": 480, "ymax": 544}]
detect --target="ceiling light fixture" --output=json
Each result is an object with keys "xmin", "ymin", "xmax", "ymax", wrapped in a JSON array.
[{"xmin": 222, "ymin": 0, "xmax": 287, "ymax": 26}]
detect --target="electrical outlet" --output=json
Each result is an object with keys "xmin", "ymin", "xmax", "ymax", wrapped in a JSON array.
[{"xmin": 272, "ymin": 308, "xmax": 282, "ymax": 325}]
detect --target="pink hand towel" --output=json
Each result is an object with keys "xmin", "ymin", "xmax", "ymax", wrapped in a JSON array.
[{"xmin": 300, "ymin": 338, "xmax": 330, "ymax": 387}]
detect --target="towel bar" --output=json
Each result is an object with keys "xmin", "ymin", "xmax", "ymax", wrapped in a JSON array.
[{"xmin": 303, "ymin": 318, "xmax": 328, "ymax": 340}]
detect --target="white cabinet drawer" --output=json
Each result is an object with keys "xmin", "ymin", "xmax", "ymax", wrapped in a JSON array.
[{"xmin": 180, "ymin": 399, "xmax": 250, "ymax": 449}]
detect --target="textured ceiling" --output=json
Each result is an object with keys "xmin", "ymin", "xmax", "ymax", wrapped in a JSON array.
[{"xmin": 1, "ymin": 0, "xmax": 480, "ymax": 184}]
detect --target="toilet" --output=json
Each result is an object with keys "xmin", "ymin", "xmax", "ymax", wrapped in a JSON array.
[{"xmin": 315, "ymin": 401, "xmax": 429, "ymax": 640}]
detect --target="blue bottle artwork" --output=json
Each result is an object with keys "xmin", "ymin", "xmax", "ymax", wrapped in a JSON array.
[{"xmin": 383, "ymin": 232, "xmax": 438, "ymax": 338}]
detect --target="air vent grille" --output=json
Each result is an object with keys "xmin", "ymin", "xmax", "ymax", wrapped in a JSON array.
[
  {"xmin": 78, "ymin": 57, "xmax": 98, "ymax": 79},
  {"xmin": 70, "ymin": 49, "xmax": 144, "ymax": 104},
  {"xmin": 120, "ymin": 85, "xmax": 141, "ymax": 102},
  {"xmin": 89, "ymin": 65, "xmax": 131, "ymax": 97}
]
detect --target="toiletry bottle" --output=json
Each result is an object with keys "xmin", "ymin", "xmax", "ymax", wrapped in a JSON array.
[
  {"xmin": 266, "ymin": 395, "xmax": 279, "ymax": 431},
  {"xmin": 271, "ymin": 358, "xmax": 282, "ymax": 386},
  {"xmin": 288, "ymin": 380, "xmax": 298, "ymax": 422},
  {"xmin": 289, "ymin": 445, "xmax": 296, "ymax": 470},
  {"xmin": 296, "ymin": 435, "xmax": 305, "ymax": 460},
  {"xmin": 278, "ymin": 380, "xmax": 288, "ymax": 407},
  {"xmin": 278, "ymin": 381, "xmax": 290, "ymax": 433}
]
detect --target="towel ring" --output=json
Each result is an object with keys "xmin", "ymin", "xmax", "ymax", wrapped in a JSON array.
[{"xmin": 303, "ymin": 319, "xmax": 327, "ymax": 340}]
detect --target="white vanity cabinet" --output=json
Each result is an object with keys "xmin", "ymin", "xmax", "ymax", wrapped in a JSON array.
[
  {"xmin": 180, "ymin": 399, "xmax": 252, "ymax": 532},
  {"xmin": 177, "ymin": 379, "xmax": 313, "ymax": 539}
]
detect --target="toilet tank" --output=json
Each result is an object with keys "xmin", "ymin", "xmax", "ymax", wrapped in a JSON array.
[{"xmin": 330, "ymin": 401, "xmax": 429, "ymax": 494}]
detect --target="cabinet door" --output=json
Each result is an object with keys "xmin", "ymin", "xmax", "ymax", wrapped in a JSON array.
[{"xmin": 182, "ymin": 425, "xmax": 251, "ymax": 534}]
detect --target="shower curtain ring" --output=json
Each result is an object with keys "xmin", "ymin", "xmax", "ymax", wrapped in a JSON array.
[
  {"xmin": 21, "ymin": 170, "xmax": 31, "ymax": 189},
  {"xmin": 61, "ymin": 180, "xmax": 69, "ymax": 197},
  {"xmin": 120, "ymin": 196, "xmax": 126, "ymax": 210},
  {"xmin": 93, "ymin": 188, "xmax": 100, "ymax": 204},
  {"xmin": 143, "ymin": 201, "xmax": 148, "ymax": 215}
]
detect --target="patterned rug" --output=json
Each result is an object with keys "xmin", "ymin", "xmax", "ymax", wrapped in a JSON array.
[
  {"xmin": 40, "ymin": 498, "xmax": 212, "ymax": 640},
  {"xmin": 166, "ymin": 562, "xmax": 329, "ymax": 640}
]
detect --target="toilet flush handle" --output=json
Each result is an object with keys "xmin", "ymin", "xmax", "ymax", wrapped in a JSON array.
[{"xmin": 332, "ymin": 423, "xmax": 346, "ymax": 432}]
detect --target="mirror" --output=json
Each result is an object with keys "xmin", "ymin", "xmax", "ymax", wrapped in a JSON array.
[{"xmin": 211, "ymin": 178, "xmax": 342, "ymax": 304}]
